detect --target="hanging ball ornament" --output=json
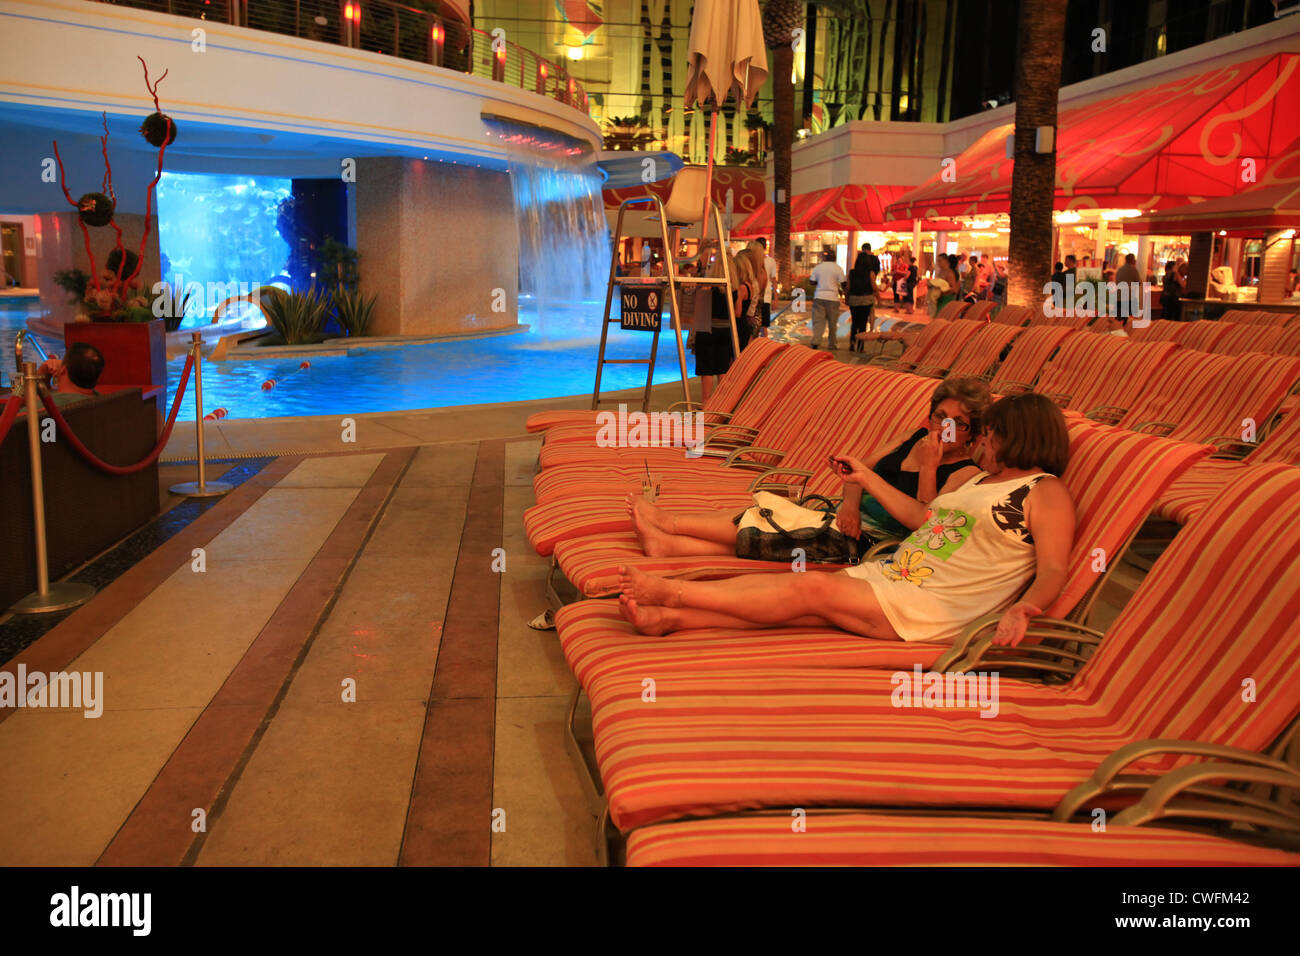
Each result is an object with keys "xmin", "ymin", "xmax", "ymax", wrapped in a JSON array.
[
  {"xmin": 140, "ymin": 112, "xmax": 177, "ymax": 147},
  {"xmin": 77, "ymin": 192, "xmax": 115, "ymax": 227}
]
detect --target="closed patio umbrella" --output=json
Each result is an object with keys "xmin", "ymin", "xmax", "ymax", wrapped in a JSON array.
[{"xmin": 684, "ymin": 0, "xmax": 768, "ymax": 240}]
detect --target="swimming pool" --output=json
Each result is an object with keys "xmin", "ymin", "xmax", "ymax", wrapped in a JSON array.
[{"xmin": 2, "ymin": 300, "xmax": 774, "ymax": 420}]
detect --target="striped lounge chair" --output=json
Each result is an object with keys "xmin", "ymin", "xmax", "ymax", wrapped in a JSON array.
[
  {"xmin": 528, "ymin": 337, "xmax": 785, "ymax": 442},
  {"xmin": 624, "ymin": 796, "xmax": 1300, "ymax": 866},
  {"xmin": 865, "ymin": 319, "xmax": 953, "ymax": 372},
  {"xmin": 585, "ymin": 463, "xmax": 1300, "ymax": 833},
  {"xmin": 1274, "ymin": 322, "xmax": 1300, "ymax": 357},
  {"xmin": 1229, "ymin": 310, "xmax": 1299, "ymax": 327},
  {"xmin": 1034, "ymin": 337, "xmax": 1178, "ymax": 415},
  {"xmin": 986, "ymin": 326, "xmax": 1077, "ymax": 395},
  {"xmin": 530, "ymin": 346, "xmax": 831, "ymax": 500},
  {"xmin": 991, "ymin": 305, "xmax": 1034, "ymax": 327},
  {"xmin": 909, "ymin": 320, "xmax": 986, "ymax": 377},
  {"xmin": 943, "ymin": 323, "xmax": 1026, "ymax": 379},
  {"xmin": 1172, "ymin": 320, "xmax": 1236, "ymax": 353},
  {"xmin": 1153, "ymin": 407, "xmax": 1300, "ymax": 524},
  {"xmin": 551, "ymin": 418, "xmax": 1209, "ymax": 709},
  {"xmin": 1115, "ymin": 351, "xmax": 1300, "ymax": 443},
  {"xmin": 524, "ymin": 326, "xmax": 787, "ymax": 434},
  {"xmin": 544, "ymin": 370, "xmax": 944, "ymax": 594},
  {"xmin": 535, "ymin": 343, "xmax": 828, "ymax": 472},
  {"xmin": 1211, "ymin": 323, "xmax": 1285, "ymax": 356},
  {"xmin": 961, "ymin": 300, "xmax": 996, "ymax": 323},
  {"xmin": 524, "ymin": 361, "xmax": 899, "ymax": 554}
]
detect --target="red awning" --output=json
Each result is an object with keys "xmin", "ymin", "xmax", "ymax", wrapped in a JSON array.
[
  {"xmin": 1124, "ymin": 180, "xmax": 1300, "ymax": 235},
  {"xmin": 603, "ymin": 165, "xmax": 766, "ymax": 220},
  {"xmin": 732, "ymin": 184, "xmax": 937, "ymax": 237},
  {"xmin": 887, "ymin": 51, "xmax": 1300, "ymax": 220}
]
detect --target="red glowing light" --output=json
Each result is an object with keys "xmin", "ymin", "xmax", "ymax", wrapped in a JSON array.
[
  {"xmin": 496, "ymin": 46, "xmax": 506, "ymax": 61},
  {"xmin": 539, "ymin": 63, "xmax": 548, "ymax": 77},
  {"xmin": 431, "ymin": 24, "xmax": 443, "ymax": 42}
]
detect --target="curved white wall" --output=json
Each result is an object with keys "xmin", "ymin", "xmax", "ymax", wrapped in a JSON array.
[{"xmin": 0, "ymin": 0, "xmax": 601, "ymax": 212}]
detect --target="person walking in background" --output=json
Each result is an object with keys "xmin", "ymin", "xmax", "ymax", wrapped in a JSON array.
[
  {"xmin": 756, "ymin": 237, "xmax": 778, "ymax": 337},
  {"xmin": 810, "ymin": 248, "xmax": 846, "ymax": 350},
  {"xmin": 1161, "ymin": 260, "xmax": 1182, "ymax": 322},
  {"xmin": 903, "ymin": 263, "xmax": 919, "ymax": 313},
  {"xmin": 847, "ymin": 247, "xmax": 878, "ymax": 351}
]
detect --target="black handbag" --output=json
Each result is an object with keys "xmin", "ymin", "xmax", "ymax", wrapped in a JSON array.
[{"xmin": 734, "ymin": 493, "xmax": 861, "ymax": 564}]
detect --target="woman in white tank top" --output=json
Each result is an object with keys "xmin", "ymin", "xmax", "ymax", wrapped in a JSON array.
[{"xmin": 617, "ymin": 393, "xmax": 1077, "ymax": 648}]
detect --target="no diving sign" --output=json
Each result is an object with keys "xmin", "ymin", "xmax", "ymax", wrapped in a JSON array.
[{"xmin": 619, "ymin": 284, "xmax": 665, "ymax": 331}]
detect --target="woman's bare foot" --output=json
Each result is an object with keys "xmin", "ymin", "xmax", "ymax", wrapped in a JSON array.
[
  {"xmin": 627, "ymin": 502, "xmax": 676, "ymax": 556},
  {"xmin": 626, "ymin": 494, "xmax": 671, "ymax": 531},
  {"xmin": 617, "ymin": 565, "xmax": 682, "ymax": 607},
  {"xmin": 618, "ymin": 594, "xmax": 672, "ymax": 636}
]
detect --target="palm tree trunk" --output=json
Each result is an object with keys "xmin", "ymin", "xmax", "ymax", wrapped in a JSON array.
[
  {"xmin": 1007, "ymin": 0, "xmax": 1067, "ymax": 310},
  {"xmin": 773, "ymin": 41, "xmax": 794, "ymax": 291}
]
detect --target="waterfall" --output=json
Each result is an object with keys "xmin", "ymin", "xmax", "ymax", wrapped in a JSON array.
[{"xmin": 483, "ymin": 118, "xmax": 611, "ymax": 336}]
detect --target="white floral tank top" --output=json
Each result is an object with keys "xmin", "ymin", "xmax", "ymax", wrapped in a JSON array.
[{"xmin": 845, "ymin": 471, "xmax": 1049, "ymax": 643}]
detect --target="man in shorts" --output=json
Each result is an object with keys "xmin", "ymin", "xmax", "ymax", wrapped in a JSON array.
[{"xmin": 810, "ymin": 248, "xmax": 846, "ymax": 349}]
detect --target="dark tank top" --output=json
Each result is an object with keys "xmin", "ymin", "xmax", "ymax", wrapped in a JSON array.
[{"xmin": 862, "ymin": 428, "xmax": 977, "ymax": 537}]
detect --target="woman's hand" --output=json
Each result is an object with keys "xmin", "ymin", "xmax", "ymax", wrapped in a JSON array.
[
  {"xmin": 833, "ymin": 454, "xmax": 873, "ymax": 490},
  {"xmin": 992, "ymin": 601, "xmax": 1041, "ymax": 647},
  {"xmin": 835, "ymin": 500, "xmax": 861, "ymax": 538},
  {"xmin": 915, "ymin": 431, "xmax": 944, "ymax": 470}
]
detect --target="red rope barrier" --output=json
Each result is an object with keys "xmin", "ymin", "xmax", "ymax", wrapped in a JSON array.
[
  {"xmin": 38, "ymin": 353, "xmax": 195, "ymax": 476},
  {"xmin": 0, "ymin": 394, "xmax": 23, "ymax": 447}
]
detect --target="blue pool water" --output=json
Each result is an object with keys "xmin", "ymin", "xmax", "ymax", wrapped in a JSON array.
[{"xmin": 1, "ymin": 301, "xmax": 707, "ymax": 420}]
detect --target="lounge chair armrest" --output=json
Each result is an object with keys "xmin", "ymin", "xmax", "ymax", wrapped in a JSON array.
[
  {"xmin": 933, "ymin": 615, "xmax": 1104, "ymax": 675},
  {"xmin": 1084, "ymin": 404, "xmax": 1128, "ymax": 425},
  {"xmin": 747, "ymin": 468, "xmax": 812, "ymax": 497},
  {"xmin": 861, "ymin": 537, "xmax": 902, "ymax": 561},
  {"xmin": 667, "ymin": 403, "xmax": 731, "ymax": 426},
  {"xmin": 1040, "ymin": 391, "xmax": 1072, "ymax": 408},
  {"xmin": 1132, "ymin": 421, "xmax": 1177, "ymax": 437},
  {"xmin": 1053, "ymin": 740, "xmax": 1299, "ymax": 823},
  {"xmin": 722, "ymin": 446, "xmax": 786, "ymax": 469},
  {"xmin": 1112, "ymin": 761, "xmax": 1300, "ymax": 830},
  {"xmin": 992, "ymin": 379, "xmax": 1035, "ymax": 395},
  {"xmin": 1204, "ymin": 435, "xmax": 1256, "ymax": 460},
  {"xmin": 702, "ymin": 424, "xmax": 760, "ymax": 447},
  {"xmin": 913, "ymin": 364, "xmax": 950, "ymax": 379}
]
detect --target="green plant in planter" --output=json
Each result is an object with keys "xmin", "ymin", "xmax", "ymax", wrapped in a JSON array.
[
  {"xmin": 262, "ymin": 287, "xmax": 332, "ymax": 345},
  {"xmin": 319, "ymin": 236, "xmax": 359, "ymax": 296},
  {"xmin": 53, "ymin": 269, "xmax": 91, "ymax": 304},
  {"xmin": 333, "ymin": 289, "xmax": 377, "ymax": 337}
]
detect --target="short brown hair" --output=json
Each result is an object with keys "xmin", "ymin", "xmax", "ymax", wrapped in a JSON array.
[
  {"xmin": 982, "ymin": 392, "xmax": 1070, "ymax": 476},
  {"xmin": 930, "ymin": 376, "xmax": 992, "ymax": 436}
]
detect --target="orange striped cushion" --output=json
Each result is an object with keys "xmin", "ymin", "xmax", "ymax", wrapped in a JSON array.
[
  {"xmin": 992, "ymin": 305, "xmax": 1034, "ymax": 327},
  {"xmin": 1036, "ymin": 338, "xmax": 1177, "ymax": 413},
  {"xmin": 1151, "ymin": 459, "xmax": 1250, "ymax": 523},
  {"xmin": 524, "ymin": 338, "xmax": 785, "ymax": 433},
  {"xmin": 1173, "ymin": 321, "xmax": 1235, "ymax": 352},
  {"xmin": 1119, "ymin": 352, "xmax": 1300, "ymax": 442},
  {"xmin": 537, "ymin": 344, "xmax": 825, "ymax": 469},
  {"xmin": 531, "ymin": 354, "xmax": 845, "ymax": 502},
  {"xmin": 988, "ymin": 327, "xmax": 1076, "ymax": 392},
  {"xmin": 910, "ymin": 320, "xmax": 985, "ymax": 373},
  {"xmin": 1130, "ymin": 319, "xmax": 1184, "ymax": 343},
  {"xmin": 1275, "ymin": 323, "xmax": 1300, "ymax": 356},
  {"xmin": 962, "ymin": 301, "xmax": 996, "ymax": 322},
  {"xmin": 1210, "ymin": 324, "xmax": 1284, "ymax": 356},
  {"xmin": 625, "ymin": 813, "xmax": 1300, "ymax": 866},
  {"xmin": 1233, "ymin": 310, "xmax": 1300, "ymax": 327},
  {"xmin": 589, "ymin": 464, "xmax": 1300, "ymax": 829},
  {"xmin": 947, "ymin": 324, "xmax": 1025, "ymax": 378}
]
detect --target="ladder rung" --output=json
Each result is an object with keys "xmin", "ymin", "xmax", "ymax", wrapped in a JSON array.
[{"xmin": 601, "ymin": 359, "xmax": 652, "ymax": 365}]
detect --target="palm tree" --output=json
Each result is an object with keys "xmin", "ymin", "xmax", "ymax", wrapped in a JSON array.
[
  {"xmin": 761, "ymin": 0, "xmax": 804, "ymax": 293},
  {"xmin": 1007, "ymin": 1, "xmax": 1067, "ymax": 311}
]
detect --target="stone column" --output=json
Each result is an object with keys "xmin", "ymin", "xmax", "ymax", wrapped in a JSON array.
[{"xmin": 354, "ymin": 157, "xmax": 519, "ymax": 337}]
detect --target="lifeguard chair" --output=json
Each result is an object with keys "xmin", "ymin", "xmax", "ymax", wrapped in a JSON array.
[{"xmin": 593, "ymin": 168, "xmax": 739, "ymax": 412}]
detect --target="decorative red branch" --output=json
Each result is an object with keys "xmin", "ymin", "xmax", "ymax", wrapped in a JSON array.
[
  {"xmin": 51, "ymin": 140, "xmax": 102, "ymax": 293},
  {"xmin": 128, "ymin": 57, "xmax": 170, "ymax": 286},
  {"xmin": 100, "ymin": 112, "xmax": 128, "ymax": 294}
]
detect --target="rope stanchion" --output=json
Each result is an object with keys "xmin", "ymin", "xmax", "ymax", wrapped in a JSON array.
[
  {"xmin": 9, "ymin": 363, "xmax": 97, "ymax": 615},
  {"xmin": 169, "ymin": 331, "xmax": 232, "ymax": 498},
  {"xmin": 39, "ymin": 352, "xmax": 194, "ymax": 476},
  {"xmin": 0, "ymin": 393, "xmax": 22, "ymax": 448}
]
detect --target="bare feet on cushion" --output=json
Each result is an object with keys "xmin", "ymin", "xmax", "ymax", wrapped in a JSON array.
[
  {"xmin": 626, "ymin": 494, "xmax": 671, "ymax": 530},
  {"xmin": 618, "ymin": 593, "xmax": 672, "ymax": 636},
  {"xmin": 626, "ymin": 499, "xmax": 674, "ymax": 556},
  {"xmin": 617, "ymin": 565, "xmax": 681, "ymax": 607}
]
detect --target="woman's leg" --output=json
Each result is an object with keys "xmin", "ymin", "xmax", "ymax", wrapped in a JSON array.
[
  {"xmin": 619, "ymin": 566, "xmax": 899, "ymax": 639},
  {"xmin": 618, "ymin": 594, "xmax": 834, "ymax": 636},
  {"xmin": 627, "ymin": 498, "xmax": 736, "ymax": 557}
]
